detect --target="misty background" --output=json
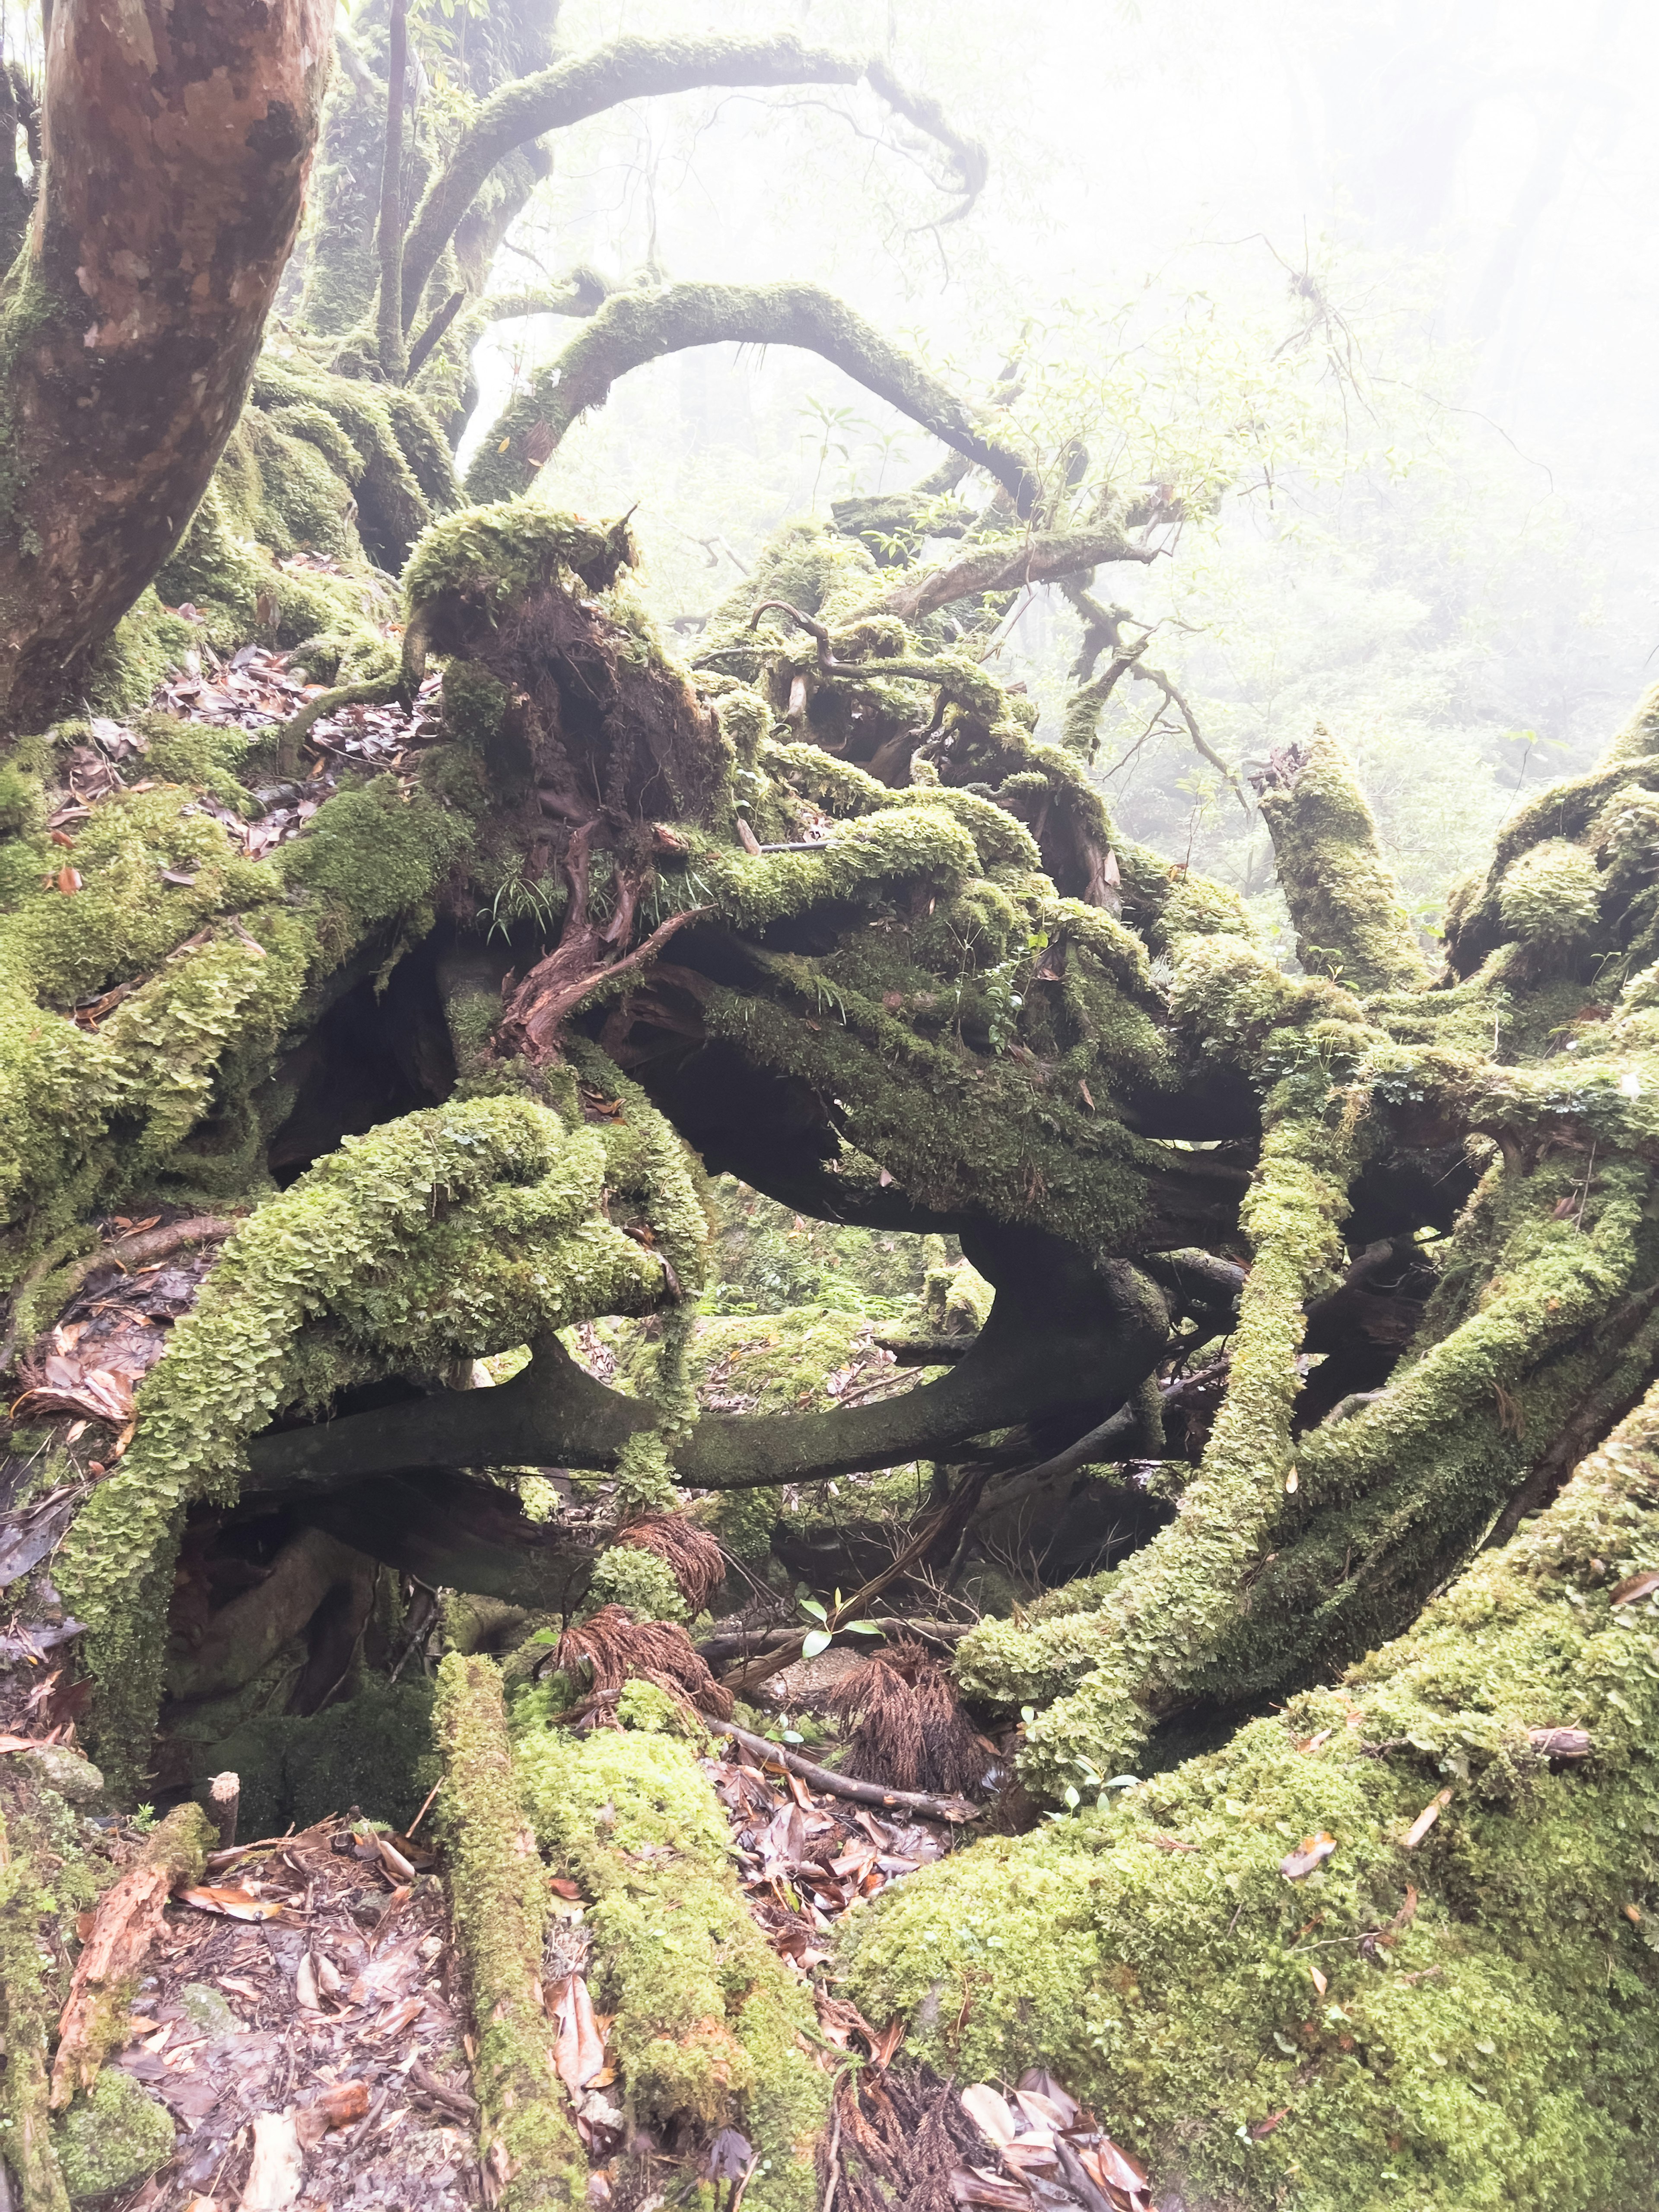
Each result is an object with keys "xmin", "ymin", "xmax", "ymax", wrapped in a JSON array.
[{"xmin": 385, "ymin": 2, "xmax": 1659, "ymax": 936}]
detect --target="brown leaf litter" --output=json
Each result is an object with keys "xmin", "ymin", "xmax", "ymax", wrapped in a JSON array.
[{"xmin": 99, "ymin": 1813, "xmax": 480, "ymax": 2212}]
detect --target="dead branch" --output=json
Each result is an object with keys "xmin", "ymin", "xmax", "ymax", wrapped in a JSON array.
[
  {"xmin": 882, "ymin": 530, "xmax": 1157, "ymax": 621},
  {"xmin": 709, "ymin": 1719, "xmax": 980, "ymax": 1824},
  {"xmin": 50, "ymin": 1802, "xmax": 214, "ymax": 2107}
]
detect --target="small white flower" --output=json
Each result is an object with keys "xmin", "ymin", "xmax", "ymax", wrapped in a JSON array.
[{"xmin": 1620, "ymin": 1071, "xmax": 1643, "ymax": 1098}]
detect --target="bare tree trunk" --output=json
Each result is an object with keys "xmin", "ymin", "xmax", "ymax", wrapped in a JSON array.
[{"xmin": 0, "ymin": 0, "xmax": 334, "ymax": 731}]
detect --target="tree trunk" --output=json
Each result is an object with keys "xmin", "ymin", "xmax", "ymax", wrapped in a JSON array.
[{"xmin": 0, "ymin": 0, "xmax": 334, "ymax": 730}]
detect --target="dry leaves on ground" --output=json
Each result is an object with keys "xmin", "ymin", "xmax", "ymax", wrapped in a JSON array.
[
  {"xmin": 102, "ymin": 1813, "xmax": 478, "ymax": 2212},
  {"xmin": 704, "ymin": 1741, "xmax": 949, "ymax": 1974},
  {"xmin": 951, "ymin": 2069, "xmax": 1158, "ymax": 2212}
]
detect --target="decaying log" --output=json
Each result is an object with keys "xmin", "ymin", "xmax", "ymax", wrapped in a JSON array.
[{"xmin": 49, "ymin": 1801, "xmax": 213, "ymax": 2108}]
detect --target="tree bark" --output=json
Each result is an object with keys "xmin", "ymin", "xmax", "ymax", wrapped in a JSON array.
[{"xmin": 0, "ymin": 0, "xmax": 334, "ymax": 729}]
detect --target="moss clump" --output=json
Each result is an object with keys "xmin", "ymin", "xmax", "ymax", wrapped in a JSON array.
[
  {"xmin": 51, "ymin": 2070, "xmax": 173, "ymax": 2200},
  {"xmin": 1253, "ymin": 728, "xmax": 1430, "ymax": 995},
  {"xmin": 1497, "ymin": 836, "xmax": 1604, "ymax": 950},
  {"xmin": 404, "ymin": 500, "xmax": 637, "ymax": 623},
  {"xmin": 189, "ymin": 1678, "xmax": 436, "ymax": 1841},
  {"xmin": 514, "ymin": 1722, "xmax": 826, "ymax": 2207},
  {"xmin": 584, "ymin": 1543, "xmax": 690, "ymax": 1624}
]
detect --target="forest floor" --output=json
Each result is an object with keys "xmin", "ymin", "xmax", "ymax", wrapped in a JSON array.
[{"xmin": 0, "ymin": 1666, "xmax": 1156, "ymax": 2212}]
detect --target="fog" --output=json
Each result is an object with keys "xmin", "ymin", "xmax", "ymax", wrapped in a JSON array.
[{"xmin": 460, "ymin": 0, "xmax": 1659, "ymax": 926}]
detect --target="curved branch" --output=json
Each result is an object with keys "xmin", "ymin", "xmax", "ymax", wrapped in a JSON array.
[
  {"xmin": 401, "ymin": 35, "xmax": 973, "ymax": 331},
  {"xmin": 464, "ymin": 280, "xmax": 1039, "ymax": 514},
  {"xmin": 244, "ymin": 1243, "xmax": 1168, "ymax": 1510},
  {"xmin": 881, "ymin": 528, "xmax": 1158, "ymax": 620}
]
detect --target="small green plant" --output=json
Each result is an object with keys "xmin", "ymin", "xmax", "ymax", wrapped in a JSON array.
[{"xmin": 798, "ymin": 1589, "xmax": 885, "ymax": 1658}]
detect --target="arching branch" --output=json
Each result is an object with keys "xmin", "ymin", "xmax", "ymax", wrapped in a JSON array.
[
  {"xmin": 881, "ymin": 528, "xmax": 1159, "ymax": 620},
  {"xmin": 464, "ymin": 280, "xmax": 1038, "ymax": 512},
  {"xmin": 399, "ymin": 35, "xmax": 984, "ymax": 336},
  {"xmin": 243, "ymin": 1239, "xmax": 1168, "ymax": 1521}
]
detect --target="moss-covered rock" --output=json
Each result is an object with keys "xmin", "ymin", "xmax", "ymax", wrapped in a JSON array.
[{"xmin": 52, "ymin": 2070, "xmax": 174, "ymax": 2200}]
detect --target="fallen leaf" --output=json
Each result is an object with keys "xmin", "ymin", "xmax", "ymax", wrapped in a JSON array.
[
  {"xmin": 961, "ymin": 2082, "xmax": 1018, "ymax": 2149},
  {"xmin": 1015, "ymin": 2069, "xmax": 1079, "ymax": 2128},
  {"xmin": 551, "ymin": 1974, "xmax": 605, "ymax": 2098},
  {"xmin": 1610, "ymin": 1570, "xmax": 1659, "ymax": 1606},
  {"xmin": 1013, "ymin": 2088, "xmax": 1071, "ymax": 2133},
  {"xmin": 318, "ymin": 2079, "xmax": 369, "ymax": 2126},
  {"xmin": 1251, "ymin": 2107, "xmax": 1290, "ymax": 2139},
  {"xmin": 239, "ymin": 2110, "xmax": 303, "ymax": 2211},
  {"xmin": 0, "ymin": 1733, "xmax": 51, "ymax": 1753},
  {"xmin": 549, "ymin": 1877, "xmax": 582, "ymax": 1901},
  {"xmin": 1402, "ymin": 1789, "xmax": 1454, "ymax": 1850},
  {"xmin": 57, "ymin": 866, "xmax": 81, "ymax": 894},
  {"xmin": 176, "ymin": 1886, "xmax": 283, "ymax": 1922},
  {"xmin": 1309, "ymin": 1963, "xmax": 1328, "ymax": 1996},
  {"xmin": 706, "ymin": 2127, "xmax": 753, "ymax": 2182},
  {"xmin": 949, "ymin": 2168, "xmax": 1031, "ymax": 2209},
  {"xmin": 1279, "ymin": 1831, "xmax": 1338, "ymax": 1880}
]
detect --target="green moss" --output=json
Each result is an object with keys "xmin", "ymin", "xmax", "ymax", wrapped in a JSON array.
[
  {"xmin": 845, "ymin": 1379, "xmax": 1659, "ymax": 2212},
  {"xmin": 59, "ymin": 1096, "xmax": 676, "ymax": 1788},
  {"xmin": 189, "ymin": 1678, "xmax": 437, "ymax": 1841},
  {"xmin": 515, "ymin": 1723, "xmax": 826, "ymax": 2205},
  {"xmin": 405, "ymin": 499, "xmax": 638, "ymax": 622},
  {"xmin": 52, "ymin": 2070, "xmax": 173, "ymax": 2200},
  {"xmin": 1254, "ymin": 729, "xmax": 1430, "ymax": 995},
  {"xmin": 585, "ymin": 1543, "xmax": 690, "ymax": 1624},
  {"xmin": 1497, "ymin": 837, "xmax": 1604, "ymax": 950},
  {"xmin": 962, "ymin": 1087, "xmax": 1367, "ymax": 1793},
  {"xmin": 0, "ymin": 1809, "xmax": 71, "ymax": 2212},
  {"xmin": 435, "ymin": 1655, "xmax": 585, "ymax": 2211}
]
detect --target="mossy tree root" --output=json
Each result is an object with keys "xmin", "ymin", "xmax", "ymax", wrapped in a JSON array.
[
  {"xmin": 839, "ymin": 1376, "xmax": 1659, "ymax": 2212},
  {"xmin": 961, "ymin": 1091, "xmax": 1369, "ymax": 1796},
  {"xmin": 433, "ymin": 1654, "xmax": 584, "ymax": 2211},
  {"xmin": 272, "ymin": 675, "xmax": 401, "ymax": 778}
]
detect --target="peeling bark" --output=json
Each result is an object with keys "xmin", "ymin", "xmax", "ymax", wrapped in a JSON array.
[{"xmin": 0, "ymin": 0, "xmax": 334, "ymax": 728}]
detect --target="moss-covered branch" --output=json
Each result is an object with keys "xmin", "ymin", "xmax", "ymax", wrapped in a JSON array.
[
  {"xmin": 434, "ymin": 1655, "xmax": 583, "ymax": 2211},
  {"xmin": 399, "ymin": 36, "xmax": 983, "ymax": 332},
  {"xmin": 464, "ymin": 282, "xmax": 1037, "ymax": 511},
  {"xmin": 1252, "ymin": 729, "xmax": 1432, "ymax": 996}
]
